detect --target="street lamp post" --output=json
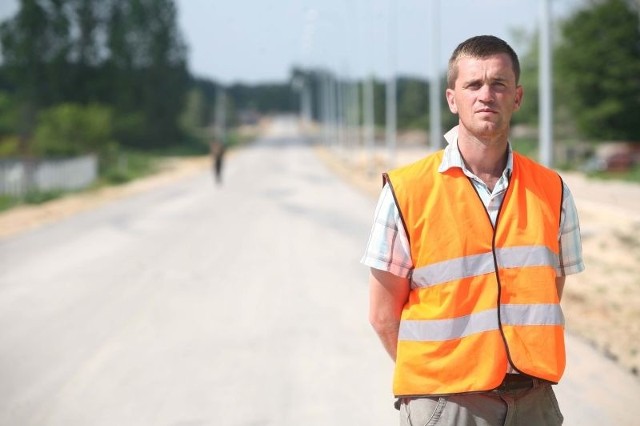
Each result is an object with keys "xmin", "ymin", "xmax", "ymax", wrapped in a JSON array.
[
  {"xmin": 214, "ymin": 89, "xmax": 226, "ymax": 145},
  {"xmin": 429, "ymin": 0, "xmax": 442, "ymax": 151},
  {"xmin": 539, "ymin": 0, "xmax": 554, "ymax": 167},
  {"xmin": 364, "ymin": 74, "xmax": 375, "ymax": 176},
  {"xmin": 386, "ymin": 0, "xmax": 397, "ymax": 168}
]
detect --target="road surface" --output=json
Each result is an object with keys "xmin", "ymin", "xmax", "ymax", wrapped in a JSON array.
[{"xmin": 0, "ymin": 117, "xmax": 638, "ymax": 425}]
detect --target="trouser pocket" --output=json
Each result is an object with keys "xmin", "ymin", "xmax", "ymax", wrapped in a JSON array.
[{"xmin": 400, "ymin": 397, "xmax": 447, "ymax": 426}]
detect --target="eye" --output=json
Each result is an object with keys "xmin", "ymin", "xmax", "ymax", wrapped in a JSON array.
[{"xmin": 492, "ymin": 82, "xmax": 508, "ymax": 92}]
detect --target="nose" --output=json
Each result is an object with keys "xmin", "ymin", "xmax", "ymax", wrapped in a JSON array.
[{"xmin": 478, "ymin": 84, "xmax": 494, "ymax": 103}]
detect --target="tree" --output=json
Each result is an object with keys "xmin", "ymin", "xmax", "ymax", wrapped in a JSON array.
[
  {"xmin": 397, "ymin": 77, "xmax": 428, "ymax": 129},
  {"xmin": 67, "ymin": 0, "xmax": 110, "ymax": 104},
  {"xmin": 105, "ymin": 0, "xmax": 188, "ymax": 149},
  {"xmin": 504, "ymin": 28, "xmax": 540, "ymax": 127},
  {"xmin": 556, "ymin": 0, "xmax": 640, "ymax": 141},
  {"xmin": 180, "ymin": 88, "xmax": 205, "ymax": 133},
  {"xmin": 0, "ymin": 0, "xmax": 54, "ymax": 156},
  {"xmin": 33, "ymin": 103, "xmax": 115, "ymax": 158},
  {"xmin": 1, "ymin": 0, "xmax": 189, "ymax": 153}
]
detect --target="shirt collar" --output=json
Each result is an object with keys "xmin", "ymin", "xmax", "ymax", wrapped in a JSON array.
[{"xmin": 438, "ymin": 125, "xmax": 513, "ymax": 178}]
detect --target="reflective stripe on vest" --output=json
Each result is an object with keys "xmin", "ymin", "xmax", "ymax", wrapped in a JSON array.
[
  {"xmin": 386, "ymin": 150, "xmax": 564, "ymax": 396},
  {"xmin": 399, "ymin": 304, "xmax": 565, "ymax": 342},
  {"xmin": 411, "ymin": 245, "xmax": 559, "ymax": 289}
]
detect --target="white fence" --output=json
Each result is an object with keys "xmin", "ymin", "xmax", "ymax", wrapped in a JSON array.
[{"xmin": 0, "ymin": 155, "xmax": 98, "ymax": 197}]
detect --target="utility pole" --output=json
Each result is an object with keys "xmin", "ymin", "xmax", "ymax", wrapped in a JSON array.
[
  {"xmin": 302, "ymin": 80, "xmax": 312, "ymax": 134},
  {"xmin": 214, "ymin": 89, "xmax": 227, "ymax": 145},
  {"xmin": 322, "ymin": 72, "xmax": 333, "ymax": 147},
  {"xmin": 539, "ymin": 0, "xmax": 553, "ymax": 167},
  {"xmin": 386, "ymin": 0, "xmax": 397, "ymax": 168},
  {"xmin": 364, "ymin": 74, "xmax": 375, "ymax": 176},
  {"xmin": 292, "ymin": 76, "xmax": 305, "ymax": 131},
  {"xmin": 429, "ymin": 0, "xmax": 442, "ymax": 150},
  {"xmin": 362, "ymin": 2, "xmax": 376, "ymax": 176}
]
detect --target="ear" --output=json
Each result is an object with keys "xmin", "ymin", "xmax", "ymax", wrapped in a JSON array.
[
  {"xmin": 445, "ymin": 88, "xmax": 458, "ymax": 114},
  {"xmin": 513, "ymin": 85, "xmax": 524, "ymax": 111}
]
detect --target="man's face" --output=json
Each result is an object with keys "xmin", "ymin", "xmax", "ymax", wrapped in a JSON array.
[{"xmin": 445, "ymin": 53, "xmax": 523, "ymax": 140}]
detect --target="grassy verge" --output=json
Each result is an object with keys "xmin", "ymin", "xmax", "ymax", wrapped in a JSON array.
[
  {"xmin": 99, "ymin": 150, "xmax": 158, "ymax": 186},
  {"xmin": 511, "ymin": 137, "xmax": 640, "ymax": 184},
  {"xmin": 511, "ymin": 137, "xmax": 539, "ymax": 159},
  {"xmin": 586, "ymin": 165, "xmax": 640, "ymax": 183},
  {"xmin": 0, "ymin": 127, "xmax": 260, "ymax": 214},
  {"xmin": 0, "ymin": 150, "xmax": 161, "ymax": 214}
]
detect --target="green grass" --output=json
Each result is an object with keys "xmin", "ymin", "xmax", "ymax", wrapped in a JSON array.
[
  {"xmin": 586, "ymin": 165, "xmax": 640, "ymax": 184},
  {"xmin": 0, "ymin": 150, "xmax": 161, "ymax": 213},
  {"xmin": 0, "ymin": 189, "xmax": 70, "ymax": 213},
  {"xmin": 99, "ymin": 150, "xmax": 157, "ymax": 186},
  {"xmin": 0, "ymin": 195, "xmax": 18, "ymax": 211},
  {"xmin": 0, "ymin": 129, "xmax": 255, "ymax": 214},
  {"xmin": 510, "ymin": 137, "xmax": 539, "ymax": 159},
  {"xmin": 23, "ymin": 189, "xmax": 66, "ymax": 204}
]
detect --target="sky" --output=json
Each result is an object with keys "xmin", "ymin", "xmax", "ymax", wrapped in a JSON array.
[{"xmin": 0, "ymin": 0, "xmax": 586, "ymax": 85}]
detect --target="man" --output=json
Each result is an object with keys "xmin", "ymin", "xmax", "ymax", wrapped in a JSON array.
[
  {"xmin": 210, "ymin": 139, "xmax": 226, "ymax": 184},
  {"xmin": 362, "ymin": 35, "xmax": 584, "ymax": 425}
]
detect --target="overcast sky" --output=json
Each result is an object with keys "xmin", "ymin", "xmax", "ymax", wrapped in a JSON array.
[{"xmin": 0, "ymin": 0, "xmax": 586, "ymax": 84}]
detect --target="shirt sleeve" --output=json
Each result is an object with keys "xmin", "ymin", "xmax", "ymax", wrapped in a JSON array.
[
  {"xmin": 557, "ymin": 183, "xmax": 585, "ymax": 276},
  {"xmin": 361, "ymin": 183, "xmax": 414, "ymax": 278}
]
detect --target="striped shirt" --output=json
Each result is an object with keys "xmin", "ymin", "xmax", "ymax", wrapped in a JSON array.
[{"xmin": 362, "ymin": 126, "xmax": 585, "ymax": 279}]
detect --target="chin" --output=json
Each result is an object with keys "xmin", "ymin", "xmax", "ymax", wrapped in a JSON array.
[
  {"xmin": 470, "ymin": 123, "xmax": 497, "ymax": 135},
  {"xmin": 476, "ymin": 120, "xmax": 506, "ymax": 134}
]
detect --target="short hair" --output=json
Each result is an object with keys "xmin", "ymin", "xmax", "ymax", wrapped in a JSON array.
[{"xmin": 447, "ymin": 35, "xmax": 521, "ymax": 89}]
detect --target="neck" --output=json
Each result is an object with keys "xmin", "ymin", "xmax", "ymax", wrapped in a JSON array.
[{"xmin": 456, "ymin": 126, "xmax": 509, "ymax": 189}]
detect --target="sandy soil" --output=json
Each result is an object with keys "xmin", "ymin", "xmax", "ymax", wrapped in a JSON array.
[
  {"xmin": 559, "ymin": 173, "xmax": 640, "ymax": 376},
  {"xmin": 1, "ymin": 131, "xmax": 639, "ymax": 380}
]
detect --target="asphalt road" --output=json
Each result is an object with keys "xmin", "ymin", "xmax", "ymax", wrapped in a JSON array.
[{"xmin": 0, "ymin": 116, "xmax": 638, "ymax": 425}]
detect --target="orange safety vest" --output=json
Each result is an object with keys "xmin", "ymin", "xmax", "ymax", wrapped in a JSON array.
[{"xmin": 385, "ymin": 150, "xmax": 564, "ymax": 397}]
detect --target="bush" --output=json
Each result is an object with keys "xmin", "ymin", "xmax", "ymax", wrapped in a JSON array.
[
  {"xmin": 0, "ymin": 135, "xmax": 20, "ymax": 157},
  {"xmin": 99, "ymin": 150, "xmax": 156, "ymax": 185},
  {"xmin": 33, "ymin": 103, "xmax": 117, "ymax": 157},
  {"xmin": 0, "ymin": 92, "xmax": 18, "ymax": 139}
]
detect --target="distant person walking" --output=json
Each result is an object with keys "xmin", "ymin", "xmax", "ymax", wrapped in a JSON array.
[
  {"xmin": 210, "ymin": 140, "xmax": 226, "ymax": 184},
  {"xmin": 362, "ymin": 35, "xmax": 585, "ymax": 425}
]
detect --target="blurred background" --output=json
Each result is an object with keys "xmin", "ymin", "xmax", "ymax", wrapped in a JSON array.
[
  {"xmin": 0, "ymin": 0, "xmax": 639, "ymax": 425},
  {"xmin": 0, "ymin": 0, "xmax": 638, "ymax": 198}
]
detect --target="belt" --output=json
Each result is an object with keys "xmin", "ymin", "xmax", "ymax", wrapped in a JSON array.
[
  {"xmin": 493, "ymin": 374, "xmax": 536, "ymax": 392},
  {"xmin": 394, "ymin": 374, "xmax": 539, "ymax": 409}
]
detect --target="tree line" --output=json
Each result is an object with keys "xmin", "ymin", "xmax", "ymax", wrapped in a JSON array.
[
  {"xmin": 0, "ymin": 0, "xmax": 189, "ymax": 157},
  {"xmin": 0, "ymin": 0, "xmax": 638, "ymax": 168},
  {"xmin": 294, "ymin": 0, "xmax": 640, "ymax": 144}
]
